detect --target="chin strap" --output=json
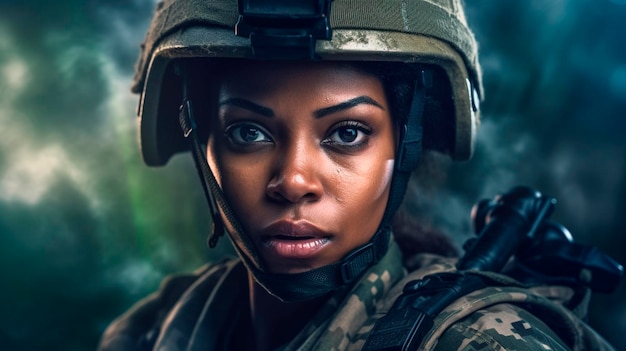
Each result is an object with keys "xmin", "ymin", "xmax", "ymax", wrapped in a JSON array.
[
  {"xmin": 175, "ymin": 64, "xmax": 224, "ymax": 249},
  {"xmin": 247, "ymin": 226, "xmax": 392, "ymax": 302},
  {"xmin": 176, "ymin": 69, "xmax": 260, "ymax": 265},
  {"xmin": 176, "ymin": 64, "xmax": 425, "ymax": 302},
  {"xmin": 179, "ymin": 98, "xmax": 224, "ymax": 249}
]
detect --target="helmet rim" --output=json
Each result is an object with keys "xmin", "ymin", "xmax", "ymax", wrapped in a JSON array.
[{"xmin": 138, "ymin": 27, "xmax": 480, "ymax": 165}]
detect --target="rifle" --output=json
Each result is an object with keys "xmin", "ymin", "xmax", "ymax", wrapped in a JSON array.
[{"xmin": 363, "ymin": 186, "xmax": 624, "ymax": 351}]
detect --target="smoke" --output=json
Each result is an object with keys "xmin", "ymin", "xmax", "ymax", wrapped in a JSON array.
[{"xmin": 0, "ymin": 1, "xmax": 219, "ymax": 349}]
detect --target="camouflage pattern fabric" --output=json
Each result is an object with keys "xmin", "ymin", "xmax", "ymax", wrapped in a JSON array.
[
  {"xmin": 425, "ymin": 280, "xmax": 615, "ymax": 350},
  {"xmin": 98, "ymin": 240, "xmax": 616, "ymax": 350}
]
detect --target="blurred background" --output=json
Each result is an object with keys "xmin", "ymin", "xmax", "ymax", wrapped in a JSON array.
[{"xmin": 0, "ymin": 0, "xmax": 624, "ymax": 350}]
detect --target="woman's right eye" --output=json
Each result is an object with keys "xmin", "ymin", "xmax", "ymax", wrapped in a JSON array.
[{"xmin": 225, "ymin": 123, "xmax": 272, "ymax": 146}]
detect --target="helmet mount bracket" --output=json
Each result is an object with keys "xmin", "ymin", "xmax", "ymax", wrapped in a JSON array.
[{"xmin": 235, "ymin": 0, "xmax": 333, "ymax": 59}]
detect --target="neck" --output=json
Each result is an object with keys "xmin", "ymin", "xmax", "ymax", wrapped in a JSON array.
[{"xmin": 247, "ymin": 273, "xmax": 328, "ymax": 351}]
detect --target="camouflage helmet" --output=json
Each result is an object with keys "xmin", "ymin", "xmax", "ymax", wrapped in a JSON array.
[{"xmin": 134, "ymin": 0, "xmax": 482, "ymax": 166}]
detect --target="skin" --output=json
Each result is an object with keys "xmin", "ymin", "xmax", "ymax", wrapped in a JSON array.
[{"xmin": 206, "ymin": 61, "xmax": 396, "ymax": 349}]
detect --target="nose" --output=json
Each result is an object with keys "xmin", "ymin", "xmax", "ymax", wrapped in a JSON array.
[{"xmin": 266, "ymin": 143, "xmax": 323, "ymax": 204}]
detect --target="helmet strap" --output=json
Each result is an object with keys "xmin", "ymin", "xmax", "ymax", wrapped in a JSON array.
[
  {"xmin": 180, "ymin": 96, "xmax": 271, "ymax": 264},
  {"xmin": 178, "ymin": 99, "xmax": 224, "ymax": 248},
  {"xmin": 377, "ymin": 67, "xmax": 426, "ymax": 235},
  {"xmin": 175, "ymin": 63, "xmax": 224, "ymax": 248},
  {"xmin": 397, "ymin": 68, "xmax": 426, "ymax": 173}
]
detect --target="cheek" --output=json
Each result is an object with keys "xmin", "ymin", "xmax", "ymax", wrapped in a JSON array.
[
  {"xmin": 369, "ymin": 159, "xmax": 395, "ymax": 201},
  {"xmin": 361, "ymin": 159, "xmax": 394, "ymax": 217},
  {"xmin": 206, "ymin": 137, "xmax": 266, "ymax": 219},
  {"xmin": 224, "ymin": 164, "xmax": 265, "ymax": 210},
  {"xmin": 206, "ymin": 141, "xmax": 219, "ymax": 184},
  {"xmin": 332, "ymin": 158, "xmax": 395, "ymax": 232},
  {"xmin": 326, "ymin": 159, "xmax": 394, "ymax": 254}
]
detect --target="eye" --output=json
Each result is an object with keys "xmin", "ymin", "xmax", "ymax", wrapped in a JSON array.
[
  {"xmin": 335, "ymin": 127, "xmax": 358, "ymax": 143},
  {"xmin": 322, "ymin": 121, "xmax": 371, "ymax": 150},
  {"xmin": 225, "ymin": 123, "xmax": 272, "ymax": 146}
]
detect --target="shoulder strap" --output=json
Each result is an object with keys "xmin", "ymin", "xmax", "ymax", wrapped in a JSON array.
[{"xmin": 362, "ymin": 271, "xmax": 502, "ymax": 351}]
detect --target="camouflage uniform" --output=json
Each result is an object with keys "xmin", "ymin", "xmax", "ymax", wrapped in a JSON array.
[{"xmin": 98, "ymin": 240, "xmax": 615, "ymax": 350}]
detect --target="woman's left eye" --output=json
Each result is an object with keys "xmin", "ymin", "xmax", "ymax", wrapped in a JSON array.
[{"xmin": 323, "ymin": 121, "xmax": 371, "ymax": 148}]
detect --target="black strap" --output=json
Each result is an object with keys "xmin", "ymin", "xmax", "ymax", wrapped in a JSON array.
[
  {"xmin": 250, "ymin": 227, "xmax": 391, "ymax": 301},
  {"xmin": 179, "ymin": 100, "xmax": 224, "ymax": 248},
  {"xmin": 396, "ymin": 71, "xmax": 424, "ymax": 173}
]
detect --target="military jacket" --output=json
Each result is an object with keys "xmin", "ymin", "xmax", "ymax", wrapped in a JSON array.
[{"xmin": 98, "ymin": 241, "xmax": 615, "ymax": 350}]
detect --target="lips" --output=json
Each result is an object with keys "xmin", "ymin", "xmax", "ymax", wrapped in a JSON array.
[{"xmin": 259, "ymin": 220, "xmax": 331, "ymax": 259}]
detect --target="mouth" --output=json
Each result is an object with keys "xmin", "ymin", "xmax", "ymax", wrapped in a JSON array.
[{"xmin": 259, "ymin": 220, "xmax": 332, "ymax": 259}]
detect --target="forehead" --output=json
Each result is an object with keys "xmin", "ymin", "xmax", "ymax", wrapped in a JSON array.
[{"xmin": 216, "ymin": 61, "xmax": 386, "ymax": 99}]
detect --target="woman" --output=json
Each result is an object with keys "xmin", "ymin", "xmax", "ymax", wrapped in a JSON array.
[
  {"xmin": 98, "ymin": 0, "xmax": 618, "ymax": 350},
  {"xmin": 207, "ymin": 59, "xmax": 400, "ymax": 350}
]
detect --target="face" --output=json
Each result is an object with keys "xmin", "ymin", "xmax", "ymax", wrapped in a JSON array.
[{"xmin": 207, "ymin": 61, "xmax": 396, "ymax": 274}]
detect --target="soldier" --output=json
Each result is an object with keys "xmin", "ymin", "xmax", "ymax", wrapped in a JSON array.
[{"xmin": 98, "ymin": 0, "xmax": 619, "ymax": 350}]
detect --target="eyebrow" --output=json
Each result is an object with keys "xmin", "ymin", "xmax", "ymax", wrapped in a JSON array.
[
  {"xmin": 314, "ymin": 96, "xmax": 385, "ymax": 119},
  {"xmin": 218, "ymin": 95, "xmax": 385, "ymax": 119},
  {"xmin": 218, "ymin": 98, "xmax": 274, "ymax": 117}
]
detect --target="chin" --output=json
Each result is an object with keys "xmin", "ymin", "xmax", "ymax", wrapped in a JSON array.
[{"xmin": 264, "ymin": 259, "xmax": 323, "ymax": 275}]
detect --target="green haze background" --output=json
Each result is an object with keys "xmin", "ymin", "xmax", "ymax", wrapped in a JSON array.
[{"xmin": 0, "ymin": 0, "xmax": 624, "ymax": 350}]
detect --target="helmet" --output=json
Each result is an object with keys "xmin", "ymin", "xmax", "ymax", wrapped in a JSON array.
[
  {"xmin": 134, "ymin": 0, "xmax": 482, "ymax": 166},
  {"xmin": 133, "ymin": 0, "xmax": 482, "ymax": 301}
]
